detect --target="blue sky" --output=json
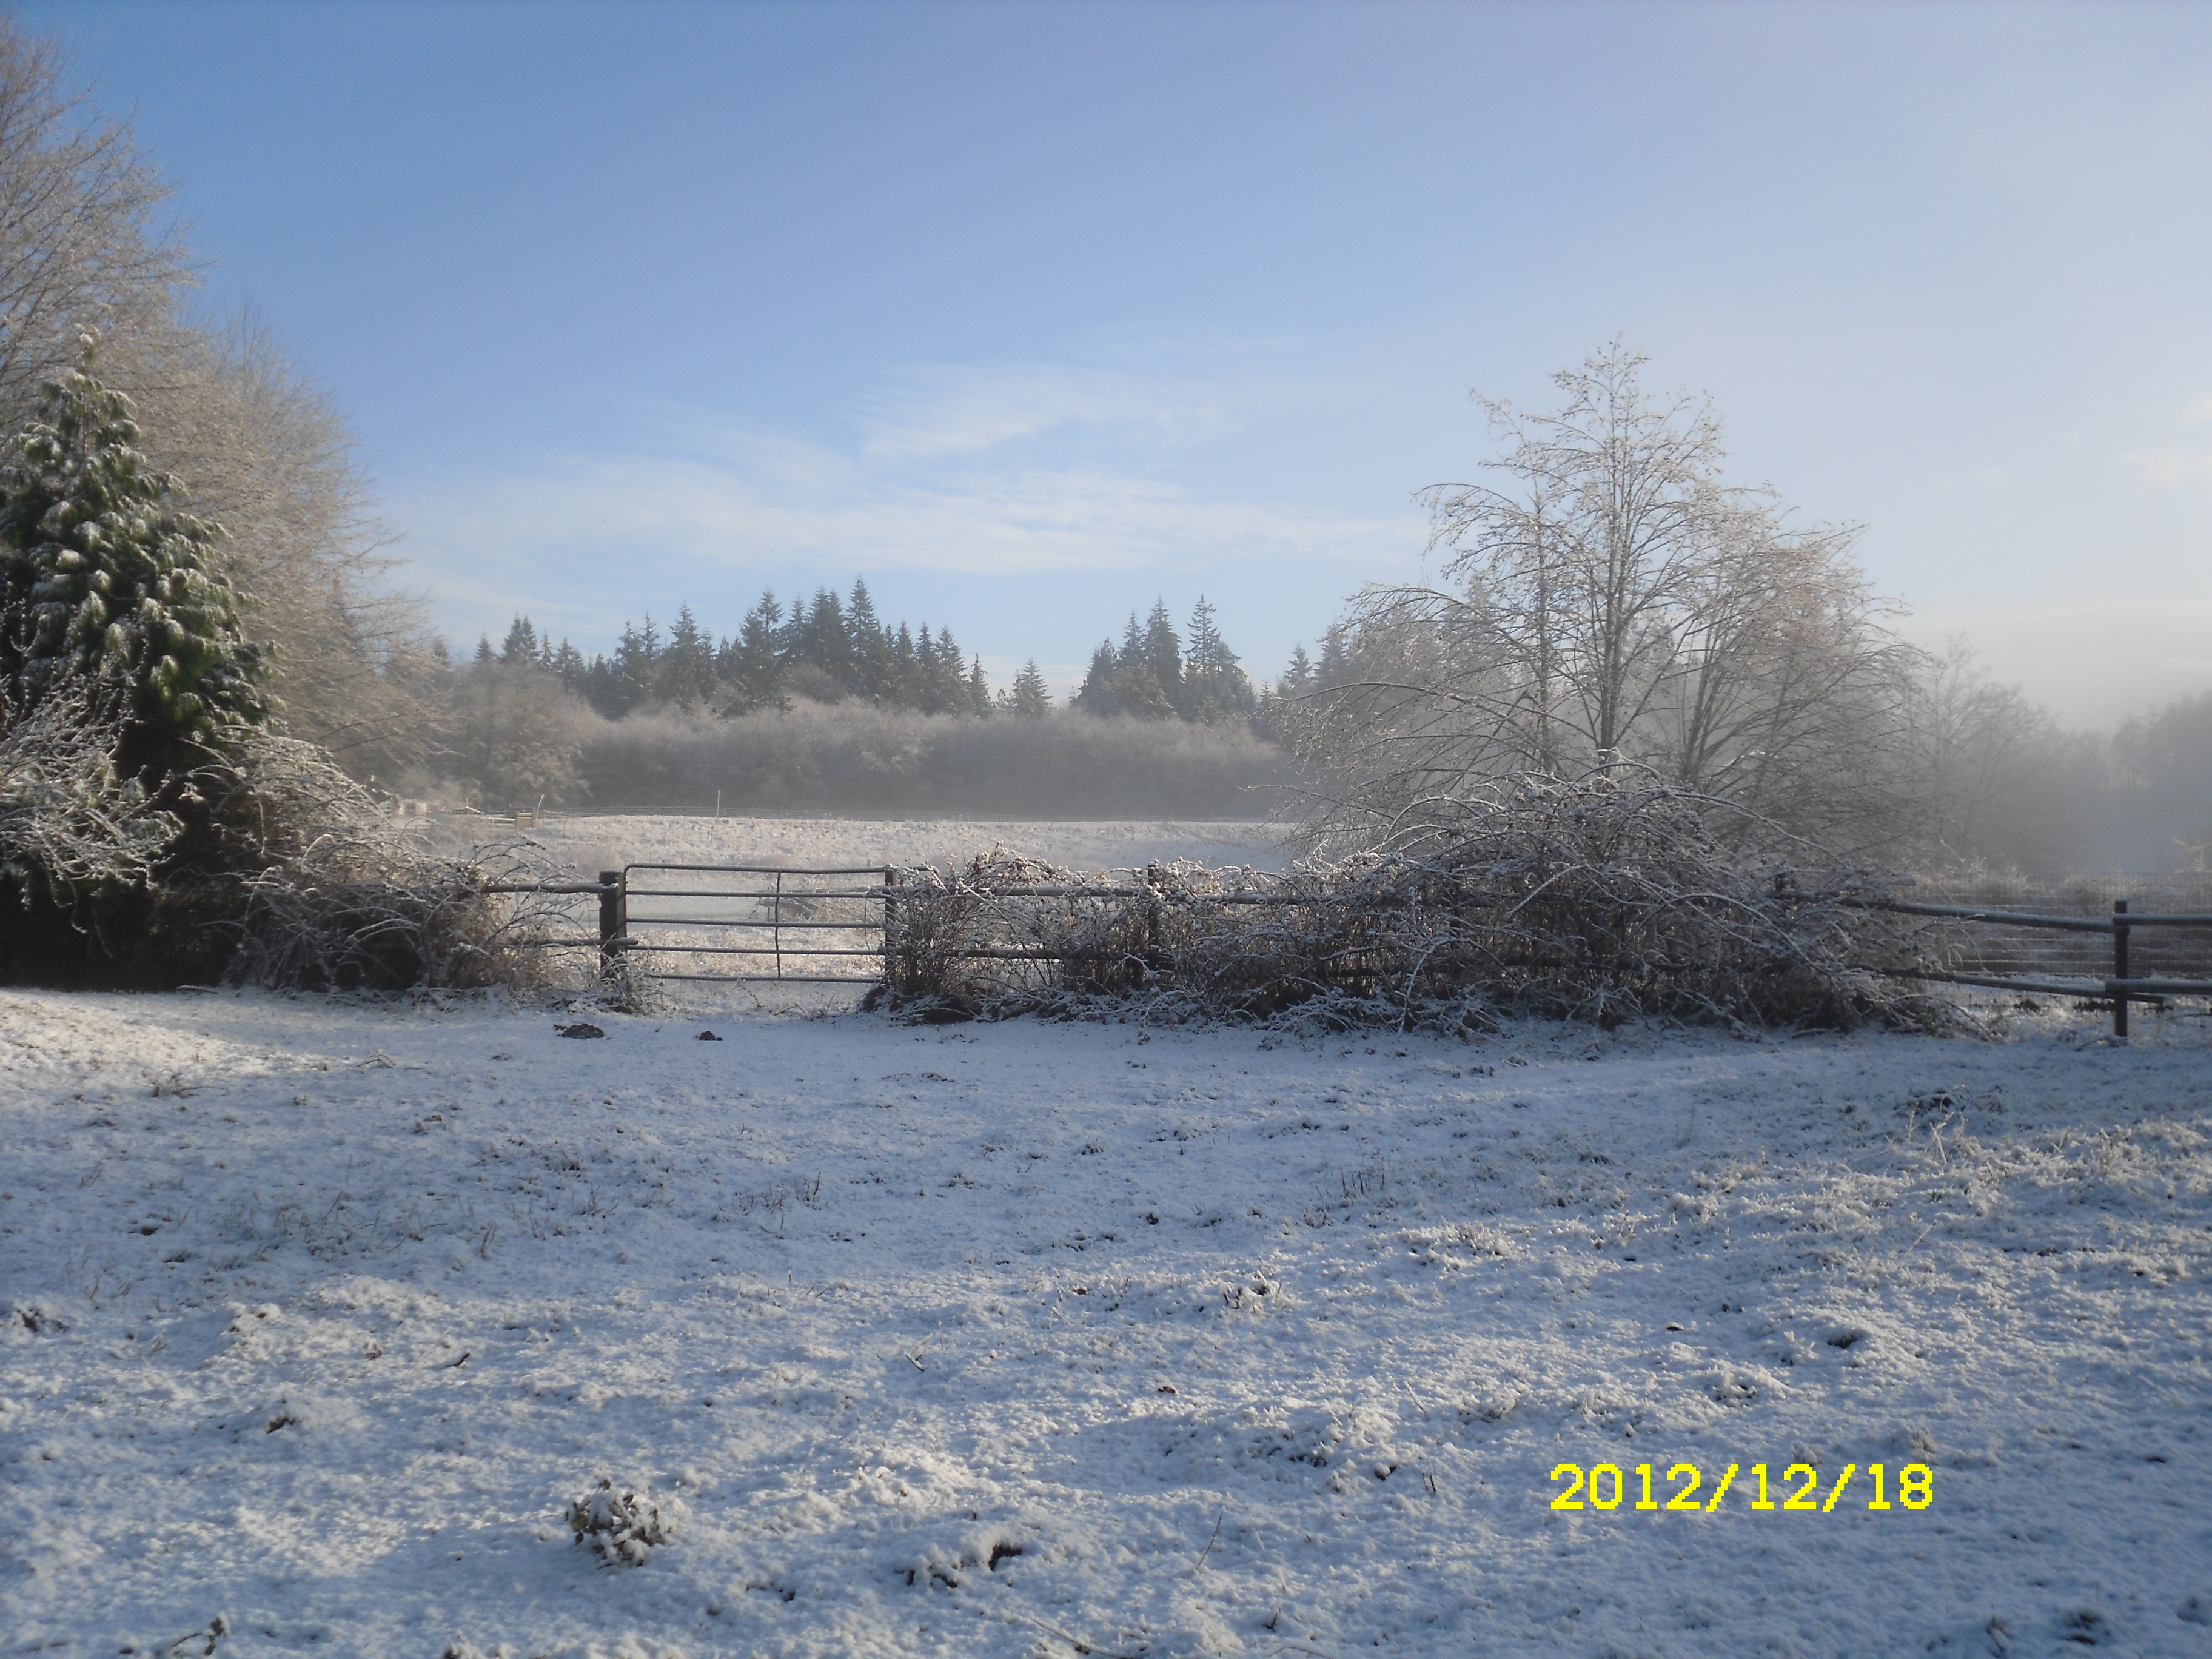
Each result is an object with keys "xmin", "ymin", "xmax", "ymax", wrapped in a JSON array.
[{"xmin": 25, "ymin": 0, "xmax": 2212, "ymax": 723}]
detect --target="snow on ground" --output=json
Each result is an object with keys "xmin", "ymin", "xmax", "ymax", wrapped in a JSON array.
[
  {"xmin": 429, "ymin": 816, "xmax": 1290, "ymax": 881},
  {"xmin": 3, "ymin": 990, "xmax": 2210, "ymax": 1658}
]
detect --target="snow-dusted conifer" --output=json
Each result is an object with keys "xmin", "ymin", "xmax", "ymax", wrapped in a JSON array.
[
  {"xmin": 1004, "ymin": 659, "xmax": 1051, "ymax": 718},
  {"xmin": 0, "ymin": 345, "xmax": 269, "ymax": 754},
  {"xmin": 1071, "ymin": 640, "xmax": 1118, "ymax": 716},
  {"xmin": 657, "ymin": 604, "xmax": 716, "ymax": 708}
]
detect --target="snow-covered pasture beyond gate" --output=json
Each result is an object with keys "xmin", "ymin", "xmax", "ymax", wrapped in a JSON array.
[{"xmin": 2, "ymin": 991, "xmax": 2208, "ymax": 1657}]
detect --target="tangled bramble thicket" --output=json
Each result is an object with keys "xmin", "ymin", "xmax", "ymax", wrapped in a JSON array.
[
  {"xmin": 0, "ymin": 680, "xmax": 179, "ymax": 900},
  {"xmin": 879, "ymin": 771, "xmax": 1957, "ymax": 1032},
  {"xmin": 207, "ymin": 735, "xmax": 571, "ymax": 993}
]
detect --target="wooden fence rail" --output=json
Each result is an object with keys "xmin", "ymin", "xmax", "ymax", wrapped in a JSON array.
[{"xmin": 1858, "ymin": 897, "xmax": 2212, "ymax": 1036}]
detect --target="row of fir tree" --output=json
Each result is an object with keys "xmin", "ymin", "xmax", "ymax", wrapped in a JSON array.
[{"xmin": 478, "ymin": 581, "xmax": 1313, "ymax": 725}]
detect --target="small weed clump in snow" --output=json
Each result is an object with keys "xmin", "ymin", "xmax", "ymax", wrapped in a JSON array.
[{"xmin": 566, "ymin": 1478, "xmax": 677, "ymax": 1566}]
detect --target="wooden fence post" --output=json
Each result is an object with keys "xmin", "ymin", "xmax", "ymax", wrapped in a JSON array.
[
  {"xmin": 881, "ymin": 866, "xmax": 897, "ymax": 994},
  {"xmin": 2113, "ymin": 899, "xmax": 2130, "ymax": 1038},
  {"xmin": 598, "ymin": 870, "xmax": 626, "ymax": 972}
]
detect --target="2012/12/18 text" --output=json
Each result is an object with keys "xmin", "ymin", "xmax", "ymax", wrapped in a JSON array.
[{"xmin": 1549, "ymin": 1463, "xmax": 1932, "ymax": 1512}]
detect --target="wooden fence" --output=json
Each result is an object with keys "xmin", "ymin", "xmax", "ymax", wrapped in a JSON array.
[
  {"xmin": 492, "ymin": 865, "xmax": 2212, "ymax": 1031},
  {"xmin": 1862, "ymin": 897, "xmax": 2212, "ymax": 1035}
]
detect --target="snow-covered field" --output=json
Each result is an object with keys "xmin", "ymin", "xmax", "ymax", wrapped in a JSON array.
[
  {"xmin": 4, "ymin": 987, "xmax": 2210, "ymax": 1657},
  {"xmin": 433, "ymin": 816, "xmax": 1290, "ymax": 881}
]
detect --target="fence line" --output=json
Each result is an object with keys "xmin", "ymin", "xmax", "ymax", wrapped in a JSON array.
[
  {"xmin": 1858, "ymin": 896, "xmax": 2212, "ymax": 1036},
  {"xmin": 483, "ymin": 863, "xmax": 2212, "ymax": 1031}
]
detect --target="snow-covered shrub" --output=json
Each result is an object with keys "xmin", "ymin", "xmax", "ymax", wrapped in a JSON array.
[
  {"xmin": 880, "ymin": 771, "xmax": 1954, "ymax": 1031},
  {"xmin": 0, "ymin": 680, "xmax": 179, "ymax": 905},
  {"xmin": 197, "ymin": 734, "xmax": 569, "ymax": 991},
  {"xmin": 597, "ymin": 947, "xmax": 666, "ymax": 1016},
  {"xmin": 566, "ymin": 1478, "xmax": 678, "ymax": 1567}
]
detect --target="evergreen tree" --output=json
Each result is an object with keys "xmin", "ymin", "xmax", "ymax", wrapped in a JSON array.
[
  {"xmin": 499, "ymin": 615, "xmax": 540, "ymax": 665},
  {"xmin": 1278, "ymin": 642, "xmax": 1314, "ymax": 698},
  {"xmin": 919, "ymin": 625, "xmax": 970, "ymax": 716},
  {"xmin": 657, "ymin": 603, "xmax": 717, "ymax": 707},
  {"xmin": 1071, "ymin": 640, "xmax": 1119, "ymax": 716},
  {"xmin": 0, "ymin": 353, "xmax": 270, "ymax": 756},
  {"xmin": 551, "ymin": 638, "xmax": 588, "ymax": 696},
  {"xmin": 1003, "ymin": 659, "xmax": 1052, "ymax": 718},
  {"xmin": 577, "ymin": 654, "xmax": 619, "ymax": 716},
  {"xmin": 1184, "ymin": 597, "xmax": 1223, "ymax": 678},
  {"xmin": 720, "ymin": 591, "xmax": 787, "ymax": 714},
  {"xmin": 847, "ymin": 577, "xmax": 891, "ymax": 702},
  {"xmin": 967, "ymin": 654, "xmax": 991, "ymax": 717},
  {"xmin": 1180, "ymin": 594, "xmax": 1255, "ymax": 722},
  {"xmin": 602, "ymin": 616, "xmax": 660, "ymax": 716},
  {"xmin": 1316, "ymin": 622, "xmax": 1352, "ymax": 691},
  {"xmin": 793, "ymin": 587, "xmax": 854, "ymax": 691},
  {"xmin": 913, "ymin": 625, "xmax": 947, "ymax": 714},
  {"xmin": 1120, "ymin": 610, "xmax": 1147, "ymax": 668},
  {"xmin": 888, "ymin": 622, "xmax": 916, "ymax": 707},
  {"xmin": 1101, "ymin": 606, "xmax": 1174, "ymax": 719},
  {"xmin": 1142, "ymin": 598, "xmax": 1184, "ymax": 712}
]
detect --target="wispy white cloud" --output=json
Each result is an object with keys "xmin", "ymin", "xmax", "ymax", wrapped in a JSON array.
[
  {"xmin": 2122, "ymin": 446, "xmax": 2212, "ymax": 486},
  {"xmin": 855, "ymin": 360, "xmax": 1251, "ymax": 459},
  {"xmin": 391, "ymin": 425, "xmax": 1411, "ymax": 606},
  {"xmin": 2184, "ymin": 393, "xmax": 2212, "ymax": 423},
  {"xmin": 390, "ymin": 345, "xmax": 1416, "ymax": 653}
]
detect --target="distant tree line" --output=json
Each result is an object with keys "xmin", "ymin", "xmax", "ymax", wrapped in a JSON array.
[
  {"xmin": 477, "ymin": 581, "xmax": 1264, "ymax": 727},
  {"xmin": 501, "ymin": 581, "xmax": 996, "ymax": 720},
  {"xmin": 1071, "ymin": 596, "xmax": 1258, "ymax": 722}
]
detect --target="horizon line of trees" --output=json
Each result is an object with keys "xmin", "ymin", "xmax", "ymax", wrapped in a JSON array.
[{"xmin": 475, "ymin": 581, "xmax": 1281, "ymax": 727}]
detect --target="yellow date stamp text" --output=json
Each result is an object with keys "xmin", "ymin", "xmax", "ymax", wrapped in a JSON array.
[{"xmin": 1548, "ymin": 1461, "xmax": 1932, "ymax": 1512}]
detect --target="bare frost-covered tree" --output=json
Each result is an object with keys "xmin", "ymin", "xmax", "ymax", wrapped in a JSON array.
[
  {"xmin": 1291, "ymin": 343, "xmax": 1914, "ymax": 856},
  {"xmin": 1896, "ymin": 638, "xmax": 2066, "ymax": 866},
  {"xmin": 0, "ymin": 22, "xmax": 189, "ymax": 431},
  {"xmin": 128, "ymin": 309, "xmax": 449, "ymax": 782},
  {"xmin": 451, "ymin": 640, "xmax": 586, "ymax": 809}
]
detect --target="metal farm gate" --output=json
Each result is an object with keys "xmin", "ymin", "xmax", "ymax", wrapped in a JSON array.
[{"xmin": 597, "ymin": 863, "xmax": 893, "ymax": 985}]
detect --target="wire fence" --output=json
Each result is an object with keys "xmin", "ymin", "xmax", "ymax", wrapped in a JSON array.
[{"xmin": 1899, "ymin": 873, "xmax": 2212, "ymax": 984}]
